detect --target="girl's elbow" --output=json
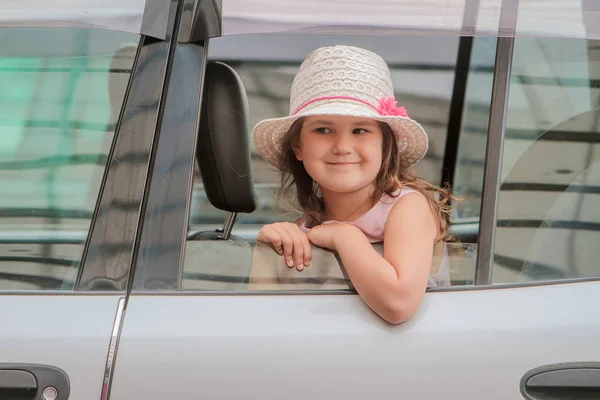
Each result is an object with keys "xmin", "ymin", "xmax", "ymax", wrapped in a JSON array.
[
  {"xmin": 381, "ymin": 306, "xmax": 414, "ymax": 325},
  {"xmin": 380, "ymin": 293, "xmax": 422, "ymax": 324},
  {"xmin": 381, "ymin": 312, "xmax": 406, "ymax": 325}
]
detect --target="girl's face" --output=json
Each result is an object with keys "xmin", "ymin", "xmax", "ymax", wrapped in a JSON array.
[{"xmin": 293, "ymin": 115, "xmax": 384, "ymax": 195}]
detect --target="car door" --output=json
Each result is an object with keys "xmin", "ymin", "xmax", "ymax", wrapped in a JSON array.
[
  {"xmin": 0, "ymin": 1, "xmax": 176, "ymax": 398},
  {"xmin": 110, "ymin": 1, "xmax": 600, "ymax": 399}
]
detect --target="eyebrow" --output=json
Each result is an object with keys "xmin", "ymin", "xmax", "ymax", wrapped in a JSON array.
[
  {"xmin": 353, "ymin": 121, "xmax": 377, "ymax": 127},
  {"xmin": 305, "ymin": 119, "xmax": 334, "ymax": 126},
  {"xmin": 305, "ymin": 119, "xmax": 377, "ymax": 127}
]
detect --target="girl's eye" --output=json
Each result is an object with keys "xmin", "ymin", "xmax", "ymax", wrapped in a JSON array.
[
  {"xmin": 353, "ymin": 128, "xmax": 368, "ymax": 135},
  {"xmin": 315, "ymin": 127, "xmax": 332, "ymax": 134}
]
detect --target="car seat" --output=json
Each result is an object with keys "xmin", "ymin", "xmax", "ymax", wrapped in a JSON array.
[{"xmin": 184, "ymin": 62, "xmax": 257, "ymax": 290}]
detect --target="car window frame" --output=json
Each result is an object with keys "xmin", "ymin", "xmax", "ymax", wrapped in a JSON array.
[
  {"xmin": 129, "ymin": 0, "xmax": 600, "ymax": 294},
  {"xmin": 128, "ymin": 34, "xmax": 483, "ymax": 292},
  {"xmin": 129, "ymin": 0, "xmax": 211, "ymax": 291}
]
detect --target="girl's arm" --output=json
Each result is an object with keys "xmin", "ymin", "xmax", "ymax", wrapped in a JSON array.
[{"xmin": 312, "ymin": 193, "xmax": 437, "ymax": 324}]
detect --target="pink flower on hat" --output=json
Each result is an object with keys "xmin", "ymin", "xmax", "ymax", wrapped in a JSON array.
[{"xmin": 377, "ymin": 97, "xmax": 408, "ymax": 117}]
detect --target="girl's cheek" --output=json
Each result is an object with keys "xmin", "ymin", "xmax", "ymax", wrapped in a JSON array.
[{"xmin": 368, "ymin": 147, "xmax": 384, "ymax": 161}]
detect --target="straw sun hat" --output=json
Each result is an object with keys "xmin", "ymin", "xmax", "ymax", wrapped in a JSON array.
[{"xmin": 252, "ymin": 44, "xmax": 429, "ymax": 169}]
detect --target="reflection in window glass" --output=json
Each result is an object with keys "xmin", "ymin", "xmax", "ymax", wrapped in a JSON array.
[
  {"xmin": 183, "ymin": 34, "xmax": 480, "ymax": 291},
  {"xmin": 183, "ymin": 241, "xmax": 477, "ymax": 291},
  {"xmin": 452, "ymin": 37, "xmax": 497, "ymax": 221},
  {"xmin": 0, "ymin": 28, "xmax": 138, "ymax": 290},
  {"xmin": 494, "ymin": 37, "xmax": 600, "ymax": 283}
]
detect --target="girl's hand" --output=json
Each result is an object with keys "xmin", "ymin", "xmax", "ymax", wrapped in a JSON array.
[
  {"xmin": 307, "ymin": 224, "xmax": 360, "ymax": 250},
  {"xmin": 256, "ymin": 222, "xmax": 312, "ymax": 271}
]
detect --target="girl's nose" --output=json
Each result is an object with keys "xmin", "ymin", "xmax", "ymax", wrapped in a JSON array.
[{"xmin": 331, "ymin": 132, "xmax": 353, "ymax": 155}]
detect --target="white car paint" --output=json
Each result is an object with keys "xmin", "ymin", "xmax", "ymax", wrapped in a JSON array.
[
  {"xmin": 0, "ymin": 295, "xmax": 122, "ymax": 399},
  {"xmin": 111, "ymin": 280, "xmax": 600, "ymax": 399}
]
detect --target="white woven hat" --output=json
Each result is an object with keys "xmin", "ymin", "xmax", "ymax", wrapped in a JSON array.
[{"xmin": 252, "ymin": 45, "xmax": 429, "ymax": 169}]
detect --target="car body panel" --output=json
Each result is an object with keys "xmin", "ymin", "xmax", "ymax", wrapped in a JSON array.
[
  {"xmin": 111, "ymin": 281, "xmax": 600, "ymax": 399},
  {"xmin": 0, "ymin": 295, "xmax": 121, "ymax": 399}
]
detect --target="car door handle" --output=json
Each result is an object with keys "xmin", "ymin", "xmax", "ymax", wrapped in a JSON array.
[
  {"xmin": 521, "ymin": 362, "xmax": 600, "ymax": 400},
  {"xmin": 0, "ymin": 364, "xmax": 70, "ymax": 400}
]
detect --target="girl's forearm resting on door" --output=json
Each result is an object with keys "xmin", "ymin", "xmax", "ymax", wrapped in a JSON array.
[
  {"xmin": 333, "ymin": 196, "xmax": 436, "ymax": 324},
  {"xmin": 333, "ymin": 228, "xmax": 418, "ymax": 324}
]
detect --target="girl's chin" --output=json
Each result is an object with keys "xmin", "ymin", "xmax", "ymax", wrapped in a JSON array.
[{"xmin": 317, "ymin": 181, "xmax": 374, "ymax": 195}]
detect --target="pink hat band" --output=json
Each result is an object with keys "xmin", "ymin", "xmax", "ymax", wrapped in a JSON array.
[{"xmin": 292, "ymin": 96, "xmax": 409, "ymax": 118}]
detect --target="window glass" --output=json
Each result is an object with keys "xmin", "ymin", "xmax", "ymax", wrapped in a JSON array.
[
  {"xmin": 493, "ymin": 37, "xmax": 600, "ymax": 283},
  {"xmin": 0, "ymin": 28, "xmax": 138, "ymax": 290},
  {"xmin": 452, "ymin": 37, "xmax": 497, "ymax": 222},
  {"xmin": 183, "ymin": 34, "xmax": 480, "ymax": 291}
]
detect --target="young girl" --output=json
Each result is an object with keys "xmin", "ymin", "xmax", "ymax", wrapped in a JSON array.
[{"xmin": 251, "ymin": 45, "xmax": 453, "ymax": 324}]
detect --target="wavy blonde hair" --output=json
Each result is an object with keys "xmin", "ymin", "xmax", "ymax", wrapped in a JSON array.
[{"xmin": 276, "ymin": 118, "xmax": 458, "ymax": 243}]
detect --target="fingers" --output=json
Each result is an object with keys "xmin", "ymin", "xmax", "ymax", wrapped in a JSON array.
[
  {"xmin": 278, "ymin": 226, "xmax": 296, "ymax": 269},
  {"xmin": 257, "ymin": 223, "xmax": 311, "ymax": 271},
  {"xmin": 299, "ymin": 227, "xmax": 312, "ymax": 267},
  {"xmin": 257, "ymin": 225, "xmax": 284, "ymax": 255},
  {"xmin": 281, "ymin": 223, "xmax": 311, "ymax": 271}
]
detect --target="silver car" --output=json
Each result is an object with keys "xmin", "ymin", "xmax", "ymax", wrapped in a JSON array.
[{"xmin": 1, "ymin": 0, "xmax": 599, "ymax": 399}]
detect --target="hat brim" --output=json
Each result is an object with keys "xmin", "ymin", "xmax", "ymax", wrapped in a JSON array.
[{"xmin": 252, "ymin": 103, "xmax": 429, "ymax": 169}]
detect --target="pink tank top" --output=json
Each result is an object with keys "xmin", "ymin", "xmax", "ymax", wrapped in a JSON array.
[
  {"xmin": 299, "ymin": 188, "xmax": 451, "ymax": 287},
  {"xmin": 299, "ymin": 188, "xmax": 419, "ymax": 242}
]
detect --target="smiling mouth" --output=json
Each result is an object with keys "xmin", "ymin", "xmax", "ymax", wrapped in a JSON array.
[{"xmin": 327, "ymin": 162, "xmax": 359, "ymax": 166}]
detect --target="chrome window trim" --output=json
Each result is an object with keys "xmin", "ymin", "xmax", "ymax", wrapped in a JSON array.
[{"xmin": 101, "ymin": 297, "xmax": 126, "ymax": 400}]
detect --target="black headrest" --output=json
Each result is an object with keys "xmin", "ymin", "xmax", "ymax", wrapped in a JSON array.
[{"xmin": 196, "ymin": 61, "xmax": 256, "ymax": 213}]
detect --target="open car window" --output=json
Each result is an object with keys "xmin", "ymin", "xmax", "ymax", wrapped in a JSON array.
[
  {"xmin": 183, "ymin": 33, "xmax": 481, "ymax": 291},
  {"xmin": 181, "ymin": 28, "xmax": 600, "ymax": 291},
  {"xmin": 190, "ymin": 34, "xmax": 462, "ymax": 227}
]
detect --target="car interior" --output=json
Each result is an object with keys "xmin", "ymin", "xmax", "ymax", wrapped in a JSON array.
[{"xmin": 184, "ymin": 61, "xmax": 477, "ymax": 290}]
